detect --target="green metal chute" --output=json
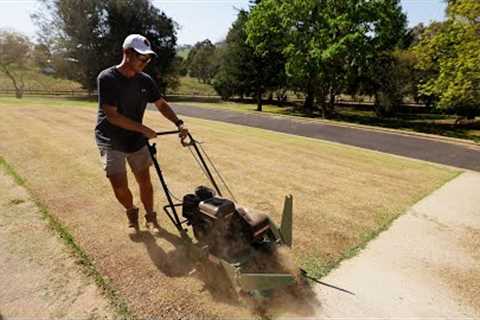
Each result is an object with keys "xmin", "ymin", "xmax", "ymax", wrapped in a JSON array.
[
  {"xmin": 280, "ymin": 194, "xmax": 293, "ymax": 247},
  {"xmin": 238, "ymin": 273, "xmax": 296, "ymax": 292}
]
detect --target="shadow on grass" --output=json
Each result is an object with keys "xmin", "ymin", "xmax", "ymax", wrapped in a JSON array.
[
  {"xmin": 270, "ymin": 106, "xmax": 480, "ymax": 142},
  {"xmin": 128, "ymin": 228, "xmax": 241, "ymax": 306},
  {"xmin": 128, "ymin": 228, "xmax": 195, "ymax": 277}
]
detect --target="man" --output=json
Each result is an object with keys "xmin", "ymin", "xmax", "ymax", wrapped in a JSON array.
[{"xmin": 95, "ymin": 34, "xmax": 187, "ymax": 230}]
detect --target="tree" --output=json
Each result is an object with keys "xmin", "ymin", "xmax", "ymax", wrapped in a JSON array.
[
  {"xmin": 246, "ymin": 0, "xmax": 407, "ymax": 116},
  {"xmin": 173, "ymin": 55, "xmax": 188, "ymax": 77},
  {"xmin": 32, "ymin": 0, "xmax": 177, "ymax": 93},
  {"xmin": 368, "ymin": 49, "xmax": 417, "ymax": 116},
  {"xmin": 213, "ymin": 9, "xmax": 286, "ymax": 110},
  {"xmin": 414, "ymin": 0, "xmax": 480, "ymax": 119},
  {"xmin": 0, "ymin": 30, "xmax": 32, "ymax": 98},
  {"xmin": 185, "ymin": 39, "xmax": 220, "ymax": 84},
  {"xmin": 361, "ymin": 0, "xmax": 409, "ymax": 117}
]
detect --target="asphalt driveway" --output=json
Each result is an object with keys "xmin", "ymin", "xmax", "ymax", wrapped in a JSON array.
[{"xmin": 172, "ymin": 103, "xmax": 480, "ymax": 171}]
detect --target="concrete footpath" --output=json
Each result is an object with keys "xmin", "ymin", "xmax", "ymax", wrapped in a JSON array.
[
  {"xmin": 314, "ymin": 171, "xmax": 480, "ymax": 318},
  {"xmin": 172, "ymin": 103, "xmax": 480, "ymax": 172}
]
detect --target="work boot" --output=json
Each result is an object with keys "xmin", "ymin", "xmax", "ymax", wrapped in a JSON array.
[
  {"xmin": 126, "ymin": 207, "xmax": 139, "ymax": 230},
  {"xmin": 145, "ymin": 211, "xmax": 160, "ymax": 229}
]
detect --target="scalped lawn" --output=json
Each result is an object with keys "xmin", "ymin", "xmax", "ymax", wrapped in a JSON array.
[{"xmin": 0, "ymin": 97, "xmax": 459, "ymax": 318}]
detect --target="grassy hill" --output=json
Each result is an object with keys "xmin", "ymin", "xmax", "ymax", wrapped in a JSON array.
[
  {"xmin": 0, "ymin": 69, "xmax": 216, "ymax": 96},
  {"xmin": 0, "ymin": 69, "xmax": 83, "ymax": 92},
  {"xmin": 167, "ymin": 76, "xmax": 217, "ymax": 96}
]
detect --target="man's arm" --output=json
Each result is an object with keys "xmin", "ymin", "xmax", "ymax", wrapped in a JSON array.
[
  {"xmin": 153, "ymin": 98, "xmax": 188, "ymax": 138},
  {"xmin": 103, "ymin": 104, "xmax": 157, "ymax": 139},
  {"xmin": 153, "ymin": 97, "xmax": 182, "ymax": 126}
]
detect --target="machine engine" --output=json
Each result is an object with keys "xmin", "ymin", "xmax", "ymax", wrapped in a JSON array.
[{"xmin": 182, "ymin": 186, "xmax": 273, "ymax": 260}]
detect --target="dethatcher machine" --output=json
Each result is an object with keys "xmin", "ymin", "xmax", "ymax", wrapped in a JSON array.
[{"xmin": 146, "ymin": 130, "xmax": 299, "ymax": 300}]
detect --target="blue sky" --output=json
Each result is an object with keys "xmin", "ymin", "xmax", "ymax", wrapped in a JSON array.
[{"xmin": 0, "ymin": 0, "xmax": 447, "ymax": 45}]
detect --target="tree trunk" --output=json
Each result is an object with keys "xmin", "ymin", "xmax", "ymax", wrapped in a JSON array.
[
  {"xmin": 267, "ymin": 92, "xmax": 273, "ymax": 104},
  {"xmin": 15, "ymin": 87, "xmax": 24, "ymax": 99},
  {"xmin": 304, "ymin": 94, "xmax": 314, "ymax": 113},
  {"xmin": 4, "ymin": 68, "xmax": 24, "ymax": 99},
  {"xmin": 303, "ymin": 79, "xmax": 316, "ymax": 114},
  {"xmin": 315, "ymin": 84, "xmax": 330, "ymax": 118},
  {"xmin": 324, "ymin": 86, "xmax": 336, "ymax": 118},
  {"xmin": 256, "ymin": 90, "xmax": 263, "ymax": 112}
]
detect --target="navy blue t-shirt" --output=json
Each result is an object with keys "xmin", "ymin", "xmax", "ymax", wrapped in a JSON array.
[{"xmin": 95, "ymin": 67, "xmax": 162, "ymax": 152}]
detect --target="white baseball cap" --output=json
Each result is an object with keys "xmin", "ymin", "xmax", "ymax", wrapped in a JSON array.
[{"xmin": 122, "ymin": 34, "xmax": 157, "ymax": 57}]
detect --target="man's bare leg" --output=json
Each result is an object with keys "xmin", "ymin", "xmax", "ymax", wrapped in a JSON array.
[
  {"xmin": 133, "ymin": 167, "xmax": 153, "ymax": 212},
  {"xmin": 108, "ymin": 172, "xmax": 134, "ymax": 210},
  {"xmin": 133, "ymin": 167, "xmax": 158, "ymax": 227},
  {"xmin": 108, "ymin": 172, "xmax": 138, "ymax": 229}
]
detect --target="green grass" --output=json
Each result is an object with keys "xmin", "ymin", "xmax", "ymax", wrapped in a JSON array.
[
  {"xmin": 0, "ymin": 96, "xmax": 97, "ymax": 108},
  {"xmin": 333, "ymin": 108, "xmax": 480, "ymax": 142},
  {"xmin": 0, "ymin": 69, "xmax": 218, "ymax": 97},
  {"xmin": 167, "ymin": 76, "xmax": 217, "ymax": 96},
  {"xmin": 174, "ymin": 101, "xmax": 282, "ymax": 113},
  {"xmin": 0, "ymin": 157, "xmax": 26, "ymax": 187},
  {"xmin": 0, "ymin": 156, "xmax": 136, "ymax": 320}
]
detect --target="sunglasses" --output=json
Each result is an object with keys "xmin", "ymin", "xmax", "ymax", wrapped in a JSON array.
[{"xmin": 133, "ymin": 51, "xmax": 151, "ymax": 64}]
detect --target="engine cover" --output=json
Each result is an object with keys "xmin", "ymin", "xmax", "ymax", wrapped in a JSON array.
[
  {"xmin": 199, "ymin": 197, "xmax": 235, "ymax": 219},
  {"xmin": 236, "ymin": 207, "xmax": 271, "ymax": 240}
]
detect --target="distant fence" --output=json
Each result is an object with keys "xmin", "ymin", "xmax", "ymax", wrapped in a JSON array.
[
  {"xmin": 230, "ymin": 96, "xmax": 428, "ymax": 113},
  {"xmin": 0, "ymin": 89, "xmax": 90, "ymax": 96},
  {"xmin": 0, "ymin": 88, "xmax": 428, "ymax": 113},
  {"xmin": 0, "ymin": 89, "xmax": 222, "ymax": 101},
  {"xmin": 0, "ymin": 89, "xmax": 224, "ymax": 103}
]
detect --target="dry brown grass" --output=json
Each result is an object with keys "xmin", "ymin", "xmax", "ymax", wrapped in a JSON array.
[{"xmin": 0, "ymin": 99, "xmax": 459, "ymax": 318}]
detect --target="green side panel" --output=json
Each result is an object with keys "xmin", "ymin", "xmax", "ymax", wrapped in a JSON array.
[
  {"xmin": 280, "ymin": 194, "xmax": 293, "ymax": 247},
  {"xmin": 238, "ymin": 273, "xmax": 296, "ymax": 292}
]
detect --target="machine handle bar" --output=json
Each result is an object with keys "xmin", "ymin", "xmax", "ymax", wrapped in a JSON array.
[
  {"xmin": 149, "ymin": 130, "xmax": 222, "ymax": 195},
  {"xmin": 156, "ymin": 130, "xmax": 181, "ymax": 135},
  {"xmin": 155, "ymin": 130, "xmax": 193, "ymax": 147}
]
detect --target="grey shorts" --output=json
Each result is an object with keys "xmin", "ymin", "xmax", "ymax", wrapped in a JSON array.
[{"xmin": 99, "ymin": 145, "xmax": 152, "ymax": 177}]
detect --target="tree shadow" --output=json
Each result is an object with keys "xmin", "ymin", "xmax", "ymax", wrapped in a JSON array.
[
  {"xmin": 262, "ymin": 104, "xmax": 479, "ymax": 142},
  {"xmin": 332, "ymin": 110, "xmax": 480, "ymax": 141},
  {"xmin": 64, "ymin": 95, "xmax": 97, "ymax": 102}
]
